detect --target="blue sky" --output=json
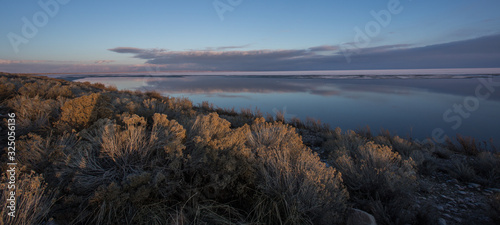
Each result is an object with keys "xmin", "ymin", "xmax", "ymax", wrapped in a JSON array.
[{"xmin": 1, "ymin": 0, "xmax": 500, "ymax": 73}]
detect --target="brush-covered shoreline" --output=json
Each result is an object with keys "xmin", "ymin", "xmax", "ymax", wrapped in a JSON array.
[{"xmin": 1, "ymin": 72, "xmax": 499, "ymax": 225}]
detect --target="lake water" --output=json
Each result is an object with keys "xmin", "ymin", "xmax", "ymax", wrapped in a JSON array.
[{"xmin": 71, "ymin": 75, "xmax": 500, "ymax": 146}]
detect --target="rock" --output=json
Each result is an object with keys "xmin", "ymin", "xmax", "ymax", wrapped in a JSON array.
[
  {"xmin": 484, "ymin": 189, "xmax": 493, "ymax": 194},
  {"xmin": 347, "ymin": 208, "xmax": 377, "ymax": 225},
  {"xmin": 438, "ymin": 218, "xmax": 447, "ymax": 225},
  {"xmin": 436, "ymin": 205, "xmax": 444, "ymax": 211},
  {"xmin": 485, "ymin": 188, "xmax": 500, "ymax": 193},
  {"xmin": 446, "ymin": 179, "xmax": 458, "ymax": 183},
  {"xmin": 468, "ymin": 183, "xmax": 481, "ymax": 189},
  {"xmin": 458, "ymin": 191, "xmax": 467, "ymax": 195},
  {"xmin": 443, "ymin": 213, "xmax": 452, "ymax": 219},
  {"xmin": 441, "ymin": 195, "xmax": 455, "ymax": 201}
]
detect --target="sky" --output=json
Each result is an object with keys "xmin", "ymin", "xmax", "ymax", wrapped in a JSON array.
[{"xmin": 1, "ymin": 0, "xmax": 500, "ymax": 73}]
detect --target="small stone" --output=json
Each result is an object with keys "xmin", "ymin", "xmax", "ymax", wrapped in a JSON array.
[
  {"xmin": 458, "ymin": 191, "xmax": 467, "ymax": 195},
  {"xmin": 446, "ymin": 179, "xmax": 458, "ymax": 183},
  {"xmin": 443, "ymin": 213, "xmax": 452, "ymax": 219},
  {"xmin": 453, "ymin": 217, "xmax": 462, "ymax": 223},
  {"xmin": 436, "ymin": 205, "xmax": 444, "ymax": 211},
  {"xmin": 437, "ymin": 218, "xmax": 447, "ymax": 225},
  {"xmin": 468, "ymin": 183, "xmax": 481, "ymax": 188},
  {"xmin": 485, "ymin": 188, "xmax": 500, "ymax": 193},
  {"xmin": 347, "ymin": 208, "xmax": 377, "ymax": 225},
  {"xmin": 441, "ymin": 195, "xmax": 455, "ymax": 201}
]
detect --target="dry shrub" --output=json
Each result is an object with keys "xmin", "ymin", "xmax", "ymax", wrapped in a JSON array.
[
  {"xmin": 65, "ymin": 113, "xmax": 186, "ymax": 224},
  {"xmin": 106, "ymin": 92, "xmax": 144, "ymax": 115},
  {"xmin": 329, "ymin": 141, "xmax": 418, "ymax": 224},
  {"xmin": 0, "ymin": 78, "xmax": 17, "ymax": 101},
  {"xmin": 15, "ymin": 79, "xmax": 73, "ymax": 99},
  {"xmin": 167, "ymin": 96, "xmax": 193, "ymax": 113},
  {"xmin": 6, "ymin": 95, "xmax": 60, "ymax": 134},
  {"xmin": 446, "ymin": 135, "xmax": 490, "ymax": 156},
  {"xmin": 490, "ymin": 193, "xmax": 500, "ymax": 224},
  {"xmin": 331, "ymin": 142, "xmax": 416, "ymax": 197},
  {"xmin": 219, "ymin": 114, "xmax": 254, "ymax": 128},
  {"xmin": 57, "ymin": 93, "xmax": 114, "ymax": 131},
  {"xmin": 186, "ymin": 112, "xmax": 255, "ymax": 202},
  {"xmin": 390, "ymin": 136, "xmax": 416, "ymax": 158},
  {"xmin": 239, "ymin": 108, "xmax": 253, "ymax": 118},
  {"xmin": 0, "ymin": 171, "xmax": 55, "ymax": 225},
  {"xmin": 275, "ymin": 110, "xmax": 285, "ymax": 123},
  {"xmin": 18, "ymin": 80, "xmax": 52, "ymax": 98},
  {"xmin": 199, "ymin": 101, "xmax": 214, "ymax": 112},
  {"xmin": 14, "ymin": 132, "xmax": 77, "ymax": 178},
  {"xmin": 139, "ymin": 98, "xmax": 170, "ymax": 118},
  {"xmin": 289, "ymin": 117, "xmax": 305, "ymax": 129},
  {"xmin": 471, "ymin": 152, "xmax": 500, "ymax": 186},
  {"xmin": 323, "ymin": 128, "xmax": 367, "ymax": 155},
  {"xmin": 17, "ymin": 134, "xmax": 59, "ymax": 172},
  {"xmin": 410, "ymin": 150, "xmax": 439, "ymax": 176},
  {"xmin": 447, "ymin": 152, "xmax": 499, "ymax": 186},
  {"xmin": 372, "ymin": 131, "xmax": 417, "ymax": 158},
  {"xmin": 46, "ymin": 83, "xmax": 74, "ymax": 99},
  {"xmin": 355, "ymin": 125, "xmax": 373, "ymax": 139},
  {"xmin": 304, "ymin": 117, "xmax": 330, "ymax": 132},
  {"xmin": 448, "ymin": 158, "xmax": 477, "ymax": 183},
  {"xmin": 144, "ymin": 90, "xmax": 163, "ymax": 99},
  {"xmin": 139, "ymin": 96, "xmax": 195, "ymax": 122},
  {"xmin": 248, "ymin": 119, "xmax": 348, "ymax": 225}
]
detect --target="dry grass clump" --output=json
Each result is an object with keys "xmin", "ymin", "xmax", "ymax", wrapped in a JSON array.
[
  {"xmin": 16, "ymin": 134, "xmax": 65, "ymax": 173},
  {"xmin": 322, "ymin": 128, "xmax": 367, "ymax": 154},
  {"xmin": 185, "ymin": 113, "xmax": 255, "ymax": 202},
  {"xmin": 472, "ymin": 152, "xmax": 500, "ymax": 186},
  {"xmin": 370, "ymin": 129, "xmax": 418, "ymax": 158},
  {"xmin": 448, "ymin": 152, "xmax": 500, "ymax": 186},
  {"xmin": 64, "ymin": 113, "xmax": 186, "ymax": 224},
  {"xmin": 447, "ymin": 158, "xmax": 477, "ymax": 183},
  {"xmin": 0, "ymin": 171, "xmax": 55, "ymax": 225},
  {"xmin": 446, "ymin": 135, "xmax": 494, "ymax": 156},
  {"xmin": 0, "ymin": 77, "xmax": 17, "ymax": 101},
  {"xmin": 198, "ymin": 101, "xmax": 214, "ymax": 112},
  {"xmin": 288, "ymin": 116, "xmax": 330, "ymax": 132},
  {"xmin": 6, "ymin": 95, "xmax": 60, "ymax": 134},
  {"xmin": 490, "ymin": 193, "xmax": 500, "ymax": 224},
  {"xmin": 248, "ymin": 119, "xmax": 349, "ymax": 225},
  {"xmin": 138, "ymin": 98, "xmax": 171, "ymax": 119},
  {"xmin": 17, "ymin": 79, "xmax": 74, "ymax": 99},
  {"xmin": 329, "ymin": 141, "xmax": 418, "ymax": 224},
  {"xmin": 57, "ymin": 93, "xmax": 114, "ymax": 131}
]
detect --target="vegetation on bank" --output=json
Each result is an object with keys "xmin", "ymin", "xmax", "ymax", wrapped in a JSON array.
[{"xmin": 0, "ymin": 72, "xmax": 499, "ymax": 225}]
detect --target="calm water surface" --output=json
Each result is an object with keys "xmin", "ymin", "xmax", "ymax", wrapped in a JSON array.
[{"xmin": 74, "ymin": 75, "xmax": 500, "ymax": 145}]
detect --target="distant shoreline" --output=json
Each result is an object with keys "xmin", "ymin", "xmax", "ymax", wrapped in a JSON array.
[
  {"xmin": 43, "ymin": 73, "xmax": 500, "ymax": 82},
  {"xmin": 30, "ymin": 67, "xmax": 500, "ymax": 79}
]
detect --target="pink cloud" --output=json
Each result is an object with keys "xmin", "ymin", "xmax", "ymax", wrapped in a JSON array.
[{"xmin": 94, "ymin": 60, "xmax": 115, "ymax": 64}]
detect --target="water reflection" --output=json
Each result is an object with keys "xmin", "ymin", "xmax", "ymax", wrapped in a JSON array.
[{"xmin": 75, "ymin": 75, "xmax": 500, "ymax": 144}]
